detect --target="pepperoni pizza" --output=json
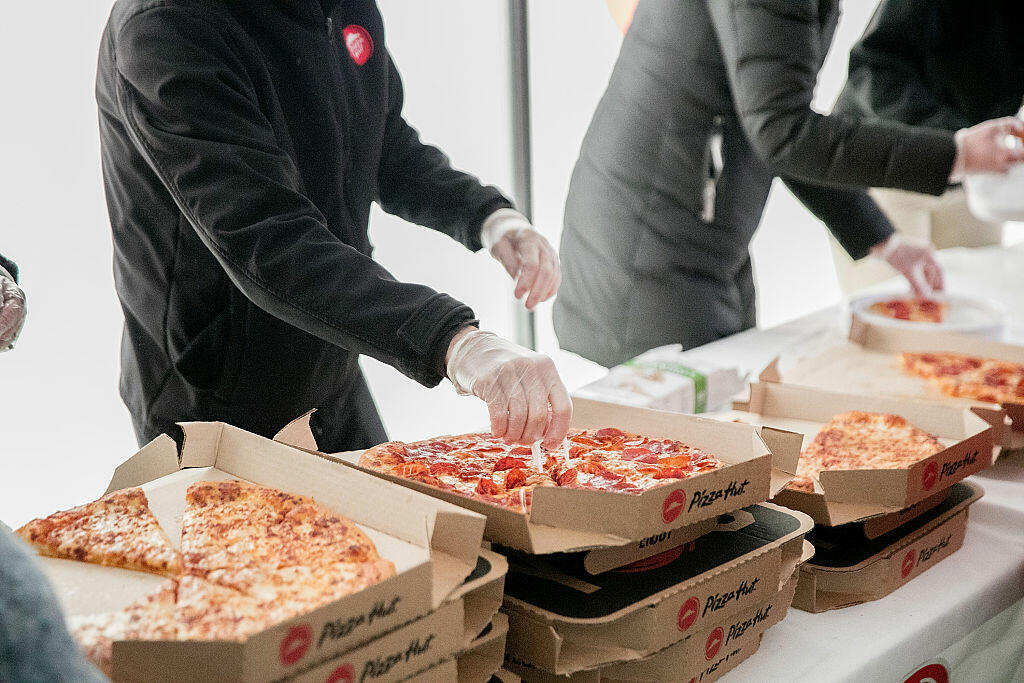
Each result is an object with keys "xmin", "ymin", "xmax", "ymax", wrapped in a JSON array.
[
  {"xmin": 868, "ymin": 298, "xmax": 948, "ymax": 323},
  {"xmin": 901, "ymin": 351, "xmax": 1024, "ymax": 405}
]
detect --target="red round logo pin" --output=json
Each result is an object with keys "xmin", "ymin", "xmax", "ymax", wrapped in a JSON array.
[
  {"xmin": 327, "ymin": 663, "xmax": 355, "ymax": 683},
  {"xmin": 342, "ymin": 25, "xmax": 373, "ymax": 65},
  {"xmin": 279, "ymin": 624, "xmax": 313, "ymax": 666},
  {"xmin": 662, "ymin": 489, "xmax": 686, "ymax": 524},
  {"xmin": 904, "ymin": 662, "xmax": 949, "ymax": 683},
  {"xmin": 678, "ymin": 597, "xmax": 700, "ymax": 632},
  {"xmin": 705, "ymin": 626, "xmax": 724, "ymax": 660},
  {"xmin": 922, "ymin": 462, "xmax": 939, "ymax": 491},
  {"xmin": 901, "ymin": 549, "xmax": 917, "ymax": 579}
]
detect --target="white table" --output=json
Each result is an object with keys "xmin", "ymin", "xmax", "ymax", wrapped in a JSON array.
[{"xmin": 692, "ymin": 244, "xmax": 1024, "ymax": 682}]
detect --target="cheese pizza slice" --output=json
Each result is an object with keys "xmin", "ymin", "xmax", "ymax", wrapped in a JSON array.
[{"xmin": 15, "ymin": 487, "xmax": 182, "ymax": 578}]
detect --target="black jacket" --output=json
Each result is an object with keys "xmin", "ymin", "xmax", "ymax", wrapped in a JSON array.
[
  {"xmin": 0, "ymin": 253, "xmax": 16, "ymax": 283},
  {"xmin": 554, "ymin": 0, "xmax": 957, "ymax": 368},
  {"xmin": 97, "ymin": 0, "xmax": 511, "ymax": 449},
  {"xmin": 834, "ymin": 0, "xmax": 1024, "ymax": 131}
]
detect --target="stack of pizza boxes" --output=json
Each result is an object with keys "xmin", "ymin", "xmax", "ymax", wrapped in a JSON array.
[
  {"xmin": 713, "ymin": 378, "xmax": 995, "ymax": 613},
  {"xmin": 285, "ymin": 398, "xmax": 815, "ymax": 682},
  {"xmin": 33, "ymin": 421, "xmax": 510, "ymax": 682}
]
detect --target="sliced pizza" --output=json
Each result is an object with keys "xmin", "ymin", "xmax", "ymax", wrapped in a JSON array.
[
  {"xmin": 788, "ymin": 411, "xmax": 943, "ymax": 492},
  {"xmin": 16, "ymin": 487, "xmax": 182, "ymax": 577},
  {"xmin": 869, "ymin": 298, "xmax": 948, "ymax": 323},
  {"xmin": 901, "ymin": 351, "xmax": 1024, "ymax": 405}
]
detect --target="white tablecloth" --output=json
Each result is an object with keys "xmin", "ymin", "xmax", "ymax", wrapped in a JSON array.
[{"xmin": 691, "ymin": 244, "xmax": 1024, "ymax": 682}]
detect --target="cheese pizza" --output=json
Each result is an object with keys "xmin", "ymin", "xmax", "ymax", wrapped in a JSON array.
[
  {"xmin": 901, "ymin": 351, "xmax": 1024, "ymax": 405},
  {"xmin": 788, "ymin": 411, "xmax": 943, "ymax": 492},
  {"xmin": 359, "ymin": 427, "xmax": 725, "ymax": 512},
  {"xmin": 869, "ymin": 298, "xmax": 948, "ymax": 323},
  {"xmin": 19, "ymin": 481, "xmax": 395, "ymax": 675}
]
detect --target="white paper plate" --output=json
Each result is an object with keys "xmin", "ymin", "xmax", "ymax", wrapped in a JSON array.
[{"xmin": 850, "ymin": 292, "xmax": 1008, "ymax": 340}]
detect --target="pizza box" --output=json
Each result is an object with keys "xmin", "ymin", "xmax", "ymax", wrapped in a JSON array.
[
  {"xmin": 504, "ymin": 570, "xmax": 799, "ymax": 682},
  {"xmin": 715, "ymin": 381, "xmax": 993, "ymax": 526},
  {"xmin": 35, "ymin": 421, "xmax": 487, "ymax": 682},
  {"xmin": 499, "ymin": 502, "xmax": 812, "ymax": 675},
  {"xmin": 778, "ymin": 318, "xmax": 1024, "ymax": 449},
  {"xmin": 457, "ymin": 612, "xmax": 510, "ymax": 683},
  {"xmin": 452, "ymin": 548, "xmax": 508, "ymax": 645},
  {"xmin": 274, "ymin": 398, "xmax": 800, "ymax": 555},
  {"xmin": 794, "ymin": 480, "xmax": 983, "ymax": 613}
]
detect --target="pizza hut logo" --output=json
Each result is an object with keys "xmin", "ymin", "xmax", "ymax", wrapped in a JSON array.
[
  {"xmin": 662, "ymin": 489, "xmax": 686, "ymax": 524},
  {"xmin": 705, "ymin": 626, "xmax": 724, "ymax": 660},
  {"xmin": 342, "ymin": 25, "xmax": 373, "ymax": 65},
  {"xmin": 904, "ymin": 662, "xmax": 949, "ymax": 683},
  {"xmin": 922, "ymin": 462, "xmax": 939, "ymax": 491},
  {"xmin": 678, "ymin": 596, "xmax": 700, "ymax": 631},
  {"xmin": 279, "ymin": 624, "xmax": 313, "ymax": 666},
  {"xmin": 327, "ymin": 662, "xmax": 355, "ymax": 683},
  {"xmin": 901, "ymin": 549, "xmax": 917, "ymax": 579}
]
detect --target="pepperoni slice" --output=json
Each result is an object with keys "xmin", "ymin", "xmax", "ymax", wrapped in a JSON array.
[
  {"xmin": 622, "ymin": 446, "xmax": 652, "ymax": 460},
  {"xmin": 509, "ymin": 446, "xmax": 533, "ymax": 456},
  {"xmin": 494, "ymin": 456, "xmax": 529, "ymax": 472},
  {"xmin": 475, "ymin": 477, "xmax": 503, "ymax": 496},
  {"xmin": 396, "ymin": 461, "xmax": 429, "ymax": 476},
  {"xmin": 658, "ymin": 454, "xmax": 694, "ymax": 468},
  {"xmin": 429, "ymin": 461, "xmax": 460, "ymax": 476},
  {"xmin": 556, "ymin": 468, "xmax": 579, "ymax": 486},
  {"xmin": 504, "ymin": 468, "xmax": 527, "ymax": 489},
  {"xmin": 595, "ymin": 428, "xmax": 625, "ymax": 438},
  {"xmin": 578, "ymin": 461, "xmax": 619, "ymax": 479},
  {"xmin": 421, "ymin": 440, "xmax": 455, "ymax": 454}
]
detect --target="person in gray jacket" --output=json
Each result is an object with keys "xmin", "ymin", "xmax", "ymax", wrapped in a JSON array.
[{"xmin": 555, "ymin": 0, "xmax": 1024, "ymax": 368}]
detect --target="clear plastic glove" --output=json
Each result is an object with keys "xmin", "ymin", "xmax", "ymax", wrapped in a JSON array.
[
  {"xmin": 0, "ymin": 266, "xmax": 26, "ymax": 351},
  {"xmin": 950, "ymin": 117, "xmax": 1024, "ymax": 181},
  {"xmin": 481, "ymin": 208, "xmax": 561, "ymax": 311},
  {"xmin": 446, "ymin": 327, "xmax": 572, "ymax": 448},
  {"xmin": 870, "ymin": 234, "xmax": 944, "ymax": 298}
]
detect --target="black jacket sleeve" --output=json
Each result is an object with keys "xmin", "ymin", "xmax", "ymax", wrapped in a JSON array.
[
  {"xmin": 782, "ymin": 179, "xmax": 894, "ymax": 260},
  {"xmin": 833, "ymin": 1, "xmax": 969, "ymax": 131},
  {"xmin": 376, "ymin": 55, "xmax": 513, "ymax": 252},
  {"xmin": 707, "ymin": 0, "xmax": 956, "ymax": 196},
  {"xmin": 0, "ymin": 253, "xmax": 16, "ymax": 283},
  {"xmin": 112, "ymin": 7, "xmax": 474, "ymax": 386}
]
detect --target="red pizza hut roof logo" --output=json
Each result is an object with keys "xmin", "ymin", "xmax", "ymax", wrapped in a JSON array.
[
  {"xmin": 922, "ymin": 461, "xmax": 939, "ymax": 491},
  {"xmin": 677, "ymin": 596, "xmax": 700, "ymax": 632},
  {"xmin": 705, "ymin": 626, "xmax": 724, "ymax": 660},
  {"xmin": 662, "ymin": 489, "xmax": 686, "ymax": 524},
  {"xmin": 327, "ymin": 662, "xmax": 355, "ymax": 683},
  {"xmin": 343, "ymin": 25, "xmax": 373, "ymax": 65},
  {"xmin": 279, "ymin": 624, "xmax": 313, "ymax": 666},
  {"xmin": 901, "ymin": 549, "xmax": 917, "ymax": 579},
  {"xmin": 904, "ymin": 662, "xmax": 949, "ymax": 683}
]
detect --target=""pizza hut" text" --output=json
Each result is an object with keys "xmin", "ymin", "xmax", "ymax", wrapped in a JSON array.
[
  {"xmin": 700, "ymin": 645, "xmax": 745, "ymax": 680},
  {"xmin": 724, "ymin": 604, "xmax": 772, "ymax": 646},
  {"xmin": 318, "ymin": 596, "xmax": 401, "ymax": 648},
  {"xmin": 361, "ymin": 634, "xmax": 435, "ymax": 680},
  {"xmin": 703, "ymin": 576, "xmax": 759, "ymax": 616},
  {"xmin": 917, "ymin": 534, "xmax": 952, "ymax": 566},
  {"xmin": 688, "ymin": 480, "xmax": 750, "ymax": 512},
  {"xmin": 940, "ymin": 452, "xmax": 978, "ymax": 481},
  {"xmin": 637, "ymin": 530, "xmax": 673, "ymax": 549}
]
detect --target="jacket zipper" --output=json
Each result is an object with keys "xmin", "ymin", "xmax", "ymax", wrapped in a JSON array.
[
  {"xmin": 325, "ymin": 16, "xmax": 335, "ymax": 43},
  {"xmin": 701, "ymin": 115, "xmax": 724, "ymax": 224}
]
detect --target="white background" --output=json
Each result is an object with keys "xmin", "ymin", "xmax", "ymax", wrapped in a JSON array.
[{"xmin": 0, "ymin": 0, "xmax": 937, "ymax": 526}]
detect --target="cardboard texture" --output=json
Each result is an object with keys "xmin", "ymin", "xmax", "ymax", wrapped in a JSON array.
[
  {"xmin": 457, "ymin": 613, "xmax": 510, "ymax": 683},
  {"xmin": 275, "ymin": 399, "xmax": 800, "ymax": 555},
  {"xmin": 450, "ymin": 549, "xmax": 508, "ymax": 644},
  {"xmin": 500, "ymin": 503, "xmax": 812, "ymax": 674},
  {"xmin": 719, "ymin": 381, "xmax": 993, "ymax": 525},
  {"xmin": 39, "ymin": 421, "xmax": 486, "ymax": 682},
  {"xmin": 794, "ymin": 481, "xmax": 983, "ymax": 613},
  {"xmin": 782, "ymin": 319, "xmax": 1024, "ymax": 447}
]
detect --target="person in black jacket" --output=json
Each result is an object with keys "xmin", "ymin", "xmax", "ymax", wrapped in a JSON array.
[
  {"xmin": 554, "ymin": 0, "xmax": 1024, "ymax": 368},
  {"xmin": 828, "ymin": 0, "xmax": 1024, "ymax": 293},
  {"xmin": 97, "ymin": 0, "xmax": 569, "ymax": 452},
  {"xmin": 0, "ymin": 252, "xmax": 26, "ymax": 351}
]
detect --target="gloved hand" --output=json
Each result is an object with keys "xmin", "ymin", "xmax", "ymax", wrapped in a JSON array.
[
  {"xmin": 481, "ymin": 209, "xmax": 561, "ymax": 311},
  {"xmin": 0, "ymin": 266, "xmax": 26, "ymax": 351},
  {"xmin": 446, "ymin": 327, "xmax": 572, "ymax": 448},
  {"xmin": 950, "ymin": 117, "xmax": 1024, "ymax": 180},
  {"xmin": 870, "ymin": 234, "xmax": 944, "ymax": 298}
]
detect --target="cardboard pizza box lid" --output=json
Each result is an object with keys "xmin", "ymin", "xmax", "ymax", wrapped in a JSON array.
[
  {"xmin": 450, "ymin": 549, "xmax": 508, "ymax": 646},
  {"xmin": 716, "ymin": 381, "xmax": 993, "ymax": 526},
  {"xmin": 38, "ymin": 421, "xmax": 485, "ymax": 682},
  {"xmin": 499, "ymin": 503, "xmax": 812, "ymax": 674},
  {"xmin": 274, "ymin": 399, "xmax": 800, "ymax": 555},
  {"xmin": 793, "ymin": 480, "xmax": 983, "ymax": 613}
]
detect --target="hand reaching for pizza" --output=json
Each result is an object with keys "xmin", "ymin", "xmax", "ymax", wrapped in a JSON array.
[
  {"xmin": 0, "ymin": 265, "xmax": 26, "ymax": 351},
  {"xmin": 446, "ymin": 327, "xmax": 572, "ymax": 449},
  {"xmin": 481, "ymin": 208, "xmax": 561, "ymax": 311},
  {"xmin": 870, "ymin": 234, "xmax": 944, "ymax": 298}
]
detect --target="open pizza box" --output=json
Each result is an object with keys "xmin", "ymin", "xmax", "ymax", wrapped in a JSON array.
[
  {"xmin": 794, "ymin": 480, "xmax": 983, "ymax": 613},
  {"xmin": 36, "ymin": 421, "xmax": 490, "ymax": 682},
  {"xmin": 499, "ymin": 502, "xmax": 812, "ymax": 675},
  {"xmin": 710, "ymin": 381, "xmax": 993, "ymax": 526},
  {"xmin": 274, "ymin": 398, "xmax": 800, "ymax": 556},
  {"xmin": 774, "ymin": 318, "xmax": 1024, "ymax": 450},
  {"xmin": 504, "ymin": 566, "xmax": 801, "ymax": 683}
]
